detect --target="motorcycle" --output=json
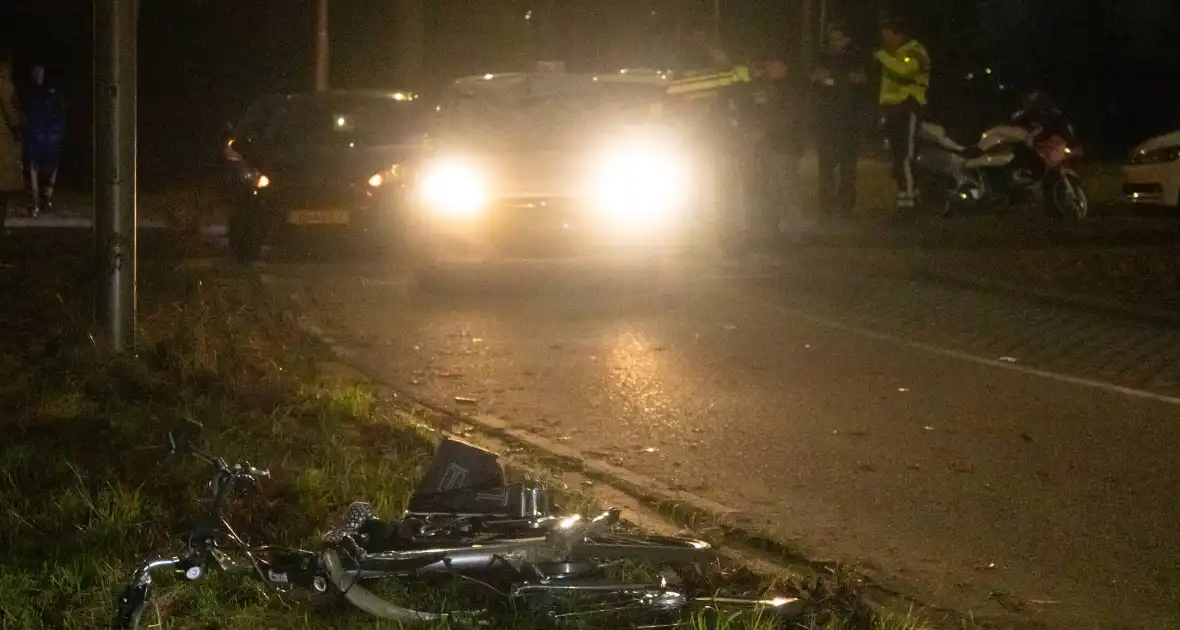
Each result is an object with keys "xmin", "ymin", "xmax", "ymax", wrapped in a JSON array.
[{"xmin": 914, "ymin": 118, "xmax": 1089, "ymax": 219}]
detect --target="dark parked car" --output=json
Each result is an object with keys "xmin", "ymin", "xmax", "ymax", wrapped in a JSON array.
[{"xmin": 222, "ymin": 90, "xmax": 423, "ymax": 260}]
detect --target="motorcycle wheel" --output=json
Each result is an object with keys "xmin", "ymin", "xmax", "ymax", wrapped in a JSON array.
[{"xmin": 1050, "ymin": 173, "xmax": 1089, "ymax": 220}]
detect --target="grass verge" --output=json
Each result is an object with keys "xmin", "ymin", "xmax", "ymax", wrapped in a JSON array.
[{"xmin": 0, "ymin": 236, "xmax": 930, "ymax": 630}]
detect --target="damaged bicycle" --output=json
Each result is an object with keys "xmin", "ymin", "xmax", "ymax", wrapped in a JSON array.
[{"xmin": 112, "ymin": 424, "xmax": 801, "ymax": 628}]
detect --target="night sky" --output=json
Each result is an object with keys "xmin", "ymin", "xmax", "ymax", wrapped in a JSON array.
[{"xmin": 1, "ymin": 0, "xmax": 1177, "ymax": 188}]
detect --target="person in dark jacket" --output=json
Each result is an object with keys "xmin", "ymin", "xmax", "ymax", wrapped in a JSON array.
[
  {"xmin": 810, "ymin": 21, "xmax": 868, "ymax": 219},
  {"xmin": 19, "ymin": 63, "xmax": 66, "ymax": 215},
  {"xmin": 1008, "ymin": 90, "xmax": 1078, "ymax": 210},
  {"xmin": 747, "ymin": 54, "xmax": 808, "ymax": 241}
]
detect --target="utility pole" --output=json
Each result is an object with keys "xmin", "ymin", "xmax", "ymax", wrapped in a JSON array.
[
  {"xmin": 94, "ymin": 0, "xmax": 138, "ymax": 352},
  {"xmin": 712, "ymin": 0, "xmax": 721, "ymax": 48},
  {"xmin": 393, "ymin": 0, "xmax": 425, "ymax": 89},
  {"xmin": 800, "ymin": 0, "xmax": 815, "ymax": 70},
  {"xmin": 539, "ymin": 0, "xmax": 556, "ymax": 60},
  {"xmin": 315, "ymin": 0, "xmax": 330, "ymax": 91}
]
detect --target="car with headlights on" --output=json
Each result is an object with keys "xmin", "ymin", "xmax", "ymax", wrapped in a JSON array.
[
  {"xmin": 224, "ymin": 90, "xmax": 423, "ymax": 260},
  {"xmin": 402, "ymin": 69, "xmax": 707, "ymax": 271},
  {"xmin": 1123, "ymin": 130, "xmax": 1180, "ymax": 209}
]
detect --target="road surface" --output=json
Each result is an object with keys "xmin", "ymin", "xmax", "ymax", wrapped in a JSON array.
[{"xmin": 262, "ymin": 252, "xmax": 1180, "ymax": 630}]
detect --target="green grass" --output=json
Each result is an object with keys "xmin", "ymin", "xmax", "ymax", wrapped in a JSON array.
[{"xmin": 0, "ymin": 238, "xmax": 932, "ymax": 630}]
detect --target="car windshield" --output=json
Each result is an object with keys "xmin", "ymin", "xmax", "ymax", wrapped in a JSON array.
[
  {"xmin": 432, "ymin": 80, "xmax": 668, "ymax": 150},
  {"xmin": 261, "ymin": 97, "xmax": 416, "ymax": 147}
]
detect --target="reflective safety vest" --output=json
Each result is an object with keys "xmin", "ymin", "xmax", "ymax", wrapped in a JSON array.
[
  {"xmin": 875, "ymin": 40, "xmax": 930, "ymax": 106},
  {"xmin": 666, "ymin": 66, "xmax": 752, "ymax": 99}
]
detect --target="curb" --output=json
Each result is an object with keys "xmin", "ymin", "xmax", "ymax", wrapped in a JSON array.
[
  {"xmin": 2, "ymin": 216, "xmax": 229, "ymax": 237},
  {"xmin": 912, "ymin": 268, "xmax": 1180, "ymax": 330},
  {"xmin": 258, "ymin": 272, "xmax": 1009, "ymax": 630}
]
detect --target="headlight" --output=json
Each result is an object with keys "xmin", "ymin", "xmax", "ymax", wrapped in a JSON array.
[
  {"xmin": 418, "ymin": 159, "xmax": 488, "ymax": 217},
  {"xmin": 1129, "ymin": 146, "xmax": 1180, "ymax": 165},
  {"xmin": 588, "ymin": 137, "xmax": 690, "ymax": 229},
  {"xmin": 368, "ymin": 165, "xmax": 401, "ymax": 188},
  {"xmin": 254, "ymin": 173, "xmax": 270, "ymax": 189}
]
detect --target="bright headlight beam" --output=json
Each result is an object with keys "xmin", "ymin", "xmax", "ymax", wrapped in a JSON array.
[
  {"xmin": 589, "ymin": 140, "xmax": 689, "ymax": 230},
  {"xmin": 419, "ymin": 160, "xmax": 488, "ymax": 217}
]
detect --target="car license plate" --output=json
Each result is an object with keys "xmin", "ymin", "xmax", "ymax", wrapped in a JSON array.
[{"xmin": 287, "ymin": 210, "xmax": 350, "ymax": 225}]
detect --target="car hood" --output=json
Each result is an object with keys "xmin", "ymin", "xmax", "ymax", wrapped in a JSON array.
[
  {"xmin": 420, "ymin": 151, "xmax": 590, "ymax": 198},
  {"xmin": 1134, "ymin": 130, "xmax": 1180, "ymax": 153},
  {"xmin": 249, "ymin": 144, "xmax": 411, "ymax": 186}
]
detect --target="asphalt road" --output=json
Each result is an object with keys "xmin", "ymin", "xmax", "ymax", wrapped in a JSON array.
[{"xmin": 262, "ymin": 252, "xmax": 1180, "ymax": 630}]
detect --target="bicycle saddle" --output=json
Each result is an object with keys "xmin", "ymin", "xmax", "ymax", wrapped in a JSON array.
[{"xmin": 323, "ymin": 501, "xmax": 408, "ymax": 553}]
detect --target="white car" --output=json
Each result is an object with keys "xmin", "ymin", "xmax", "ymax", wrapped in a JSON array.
[{"xmin": 1124, "ymin": 130, "xmax": 1180, "ymax": 208}]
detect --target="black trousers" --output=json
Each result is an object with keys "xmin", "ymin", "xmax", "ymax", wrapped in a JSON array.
[
  {"xmin": 815, "ymin": 118, "xmax": 859, "ymax": 216},
  {"xmin": 882, "ymin": 99, "xmax": 924, "ymax": 208}
]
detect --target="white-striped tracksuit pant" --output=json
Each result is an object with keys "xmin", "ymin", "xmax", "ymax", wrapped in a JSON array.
[{"xmin": 883, "ymin": 98, "xmax": 924, "ymax": 209}]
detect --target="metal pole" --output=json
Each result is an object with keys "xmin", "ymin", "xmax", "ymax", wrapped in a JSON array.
[
  {"xmin": 800, "ymin": 0, "xmax": 815, "ymax": 70},
  {"xmin": 540, "ymin": 0, "xmax": 556, "ymax": 60},
  {"xmin": 315, "ymin": 0, "xmax": 330, "ymax": 91},
  {"xmin": 94, "ymin": 0, "xmax": 137, "ymax": 352},
  {"xmin": 712, "ymin": 0, "xmax": 721, "ymax": 47},
  {"xmin": 393, "ymin": 0, "xmax": 425, "ymax": 89}
]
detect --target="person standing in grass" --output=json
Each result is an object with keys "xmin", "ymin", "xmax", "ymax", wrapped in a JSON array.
[
  {"xmin": 19, "ymin": 62, "xmax": 66, "ymax": 216},
  {"xmin": 0, "ymin": 54, "xmax": 24, "ymax": 222}
]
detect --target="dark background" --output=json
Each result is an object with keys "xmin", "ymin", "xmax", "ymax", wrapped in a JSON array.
[{"xmin": 1, "ymin": 0, "xmax": 1178, "ymax": 190}]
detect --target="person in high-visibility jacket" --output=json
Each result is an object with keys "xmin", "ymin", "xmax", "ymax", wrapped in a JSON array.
[{"xmin": 873, "ymin": 17, "xmax": 929, "ymax": 214}]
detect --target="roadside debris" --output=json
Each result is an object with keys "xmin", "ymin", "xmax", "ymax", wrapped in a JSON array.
[
  {"xmin": 721, "ymin": 323, "xmax": 737, "ymax": 331},
  {"xmin": 998, "ymin": 356, "xmax": 1019, "ymax": 363},
  {"xmin": 454, "ymin": 396, "xmax": 478, "ymax": 405}
]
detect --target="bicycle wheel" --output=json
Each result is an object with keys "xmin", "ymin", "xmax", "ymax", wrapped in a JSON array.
[
  {"xmin": 111, "ymin": 583, "xmax": 151, "ymax": 630},
  {"xmin": 322, "ymin": 550, "xmax": 490, "ymax": 623},
  {"xmin": 516, "ymin": 579, "xmax": 803, "ymax": 628}
]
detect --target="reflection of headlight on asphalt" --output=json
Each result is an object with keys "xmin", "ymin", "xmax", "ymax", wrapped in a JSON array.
[
  {"xmin": 590, "ymin": 145, "xmax": 689, "ymax": 230},
  {"xmin": 419, "ymin": 160, "xmax": 488, "ymax": 217}
]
